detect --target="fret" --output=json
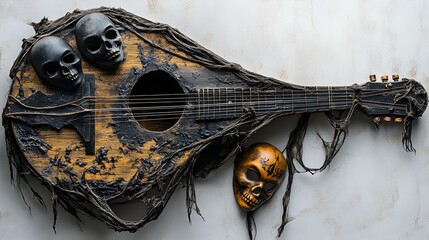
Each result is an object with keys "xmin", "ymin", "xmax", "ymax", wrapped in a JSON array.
[
  {"xmin": 206, "ymin": 88, "xmax": 212, "ymax": 119},
  {"xmin": 206, "ymin": 88, "xmax": 210, "ymax": 119},
  {"xmin": 304, "ymin": 86, "xmax": 307, "ymax": 112},
  {"xmin": 223, "ymin": 88, "xmax": 229, "ymax": 119},
  {"xmin": 197, "ymin": 89, "xmax": 201, "ymax": 119},
  {"xmin": 212, "ymin": 88, "xmax": 214, "ymax": 118},
  {"xmin": 257, "ymin": 89, "xmax": 260, "ymax": 114},
  {"xmin": 247, "ymin": 88, "xmax": 252, "ymax": 113},
  {"xmin": 211, "ymin": 88, "xmax": 215, "ymax": 119},
  {"xmin": 282, "ymin": 90, "xmax": 285, "ymax": 112},
  {"xmin": 261, "ymin": 92, "xmax": 267, "ymax": 112},
  {"xmin": 205, "ymin": 88, "xmax": 210, "ymax": 119},
  {"xmin": 235, "ymin": 87, "xmax": 238, "ymax": 117},
  {"xmin": 230, "ymin": 88, "xmax": 235, "ymax": 118},
  {"xmin": 218, "ymin": 88, "xmax": 221, "ymax": 118},
  {"xmin": 274, "ymin": 89, "xmax": 277, "ymax": 109},
  {"xmin": 263, "ymin": 89, "xmax": 276, "ymax": 111},
  {"xmin": 326, "ymin": 87, "xmax": 330, "ymax": 111},
  {"xmin": 316, "ymin": 87, "xmax": 319, "ymax": 111},
  {"xmin": 202, "ymin": 88, "xmax": 205, "ymax": 119},
  {"xmin": 213, "ymin": 88, "xmax": 217, "ymax": 119},
  {"xmin": 214, "ymin": 88, "xmax": 217, "ymax": 119},
  {"xmin": 196, "ymin": 86, "xmax": 355, "ymax": 121},
  {"xmin": 209, "ymin": 88, "xmax": 212, "ymax": 119},
  {"xmin": 217, "ymin": 88, "xmax": 221, "ymax": 119},
  {"xmin": 333, "ymin": 87, "xmax": 339, "ymax": 110},
  {"xmin": 345, "ymin": 87, "xmax": 349, "ymax": 108},
  {"xmin": 225, "ymin": 88, "xmax": 229, "ymax": 118},
  {"xmin": 244, "ymin": 88, "xmax": 250, "ymax": 112},
  {"xmin": 241, "ymin": 87, "xmax": 244, "ymax": 113},
  {"xmin": 224, "ymin": 88, "xmax": 228, "ymax": 119}
]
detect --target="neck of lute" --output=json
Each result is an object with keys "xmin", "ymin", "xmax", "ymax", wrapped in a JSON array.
[{"xmin": 196, "ymin": 86, "xmax": 355, "ymax": 121}]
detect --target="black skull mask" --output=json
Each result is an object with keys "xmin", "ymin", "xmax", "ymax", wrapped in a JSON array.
[
  {"xmin": 75, "ymin": 13, "xmax": 124, "ymax": 68},
  {"xmin": 30, "ymin": 36, "xmax": 83, "ymax": 90}
]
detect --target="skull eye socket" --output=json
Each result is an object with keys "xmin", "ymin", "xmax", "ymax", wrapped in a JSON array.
[
  {"xmin": 85, "ymin": 36, "xmax": 102, "ymax": 52},
  {"xmin": 105, "ymin": 28, "xmax": 118, "ymax": 40},
  {"xmin": 263, "ymin": 182, "xmax": 277, "ymax": 192},
  {"xmin": 246, "ymin": 168, "xmax": 260, "ymax": 181},
  {"xmin": 43, "ymin": 62, "xmax": 59, "ymax": 77},
  {"xmin": 63, "ymin": 51, "xmax": 76, "ymax": 64}
]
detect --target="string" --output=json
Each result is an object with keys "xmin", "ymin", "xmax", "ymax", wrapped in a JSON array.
[
  {"xmin": 7, "ymin": 97, "xmax": 407, "ymax": 122},
  {"xmin": 7, "ymin": 99, "xmax": 403, "ymax": 117},
  {"xmin": 78, "ymin": 87, "xmax": 407, "ymax": 101},
  {"xmin": 29, "ymin": 100, "xmax": 408, "ymax": 139},
  {"xmin": 7, "ymin": 85, "xmax": 409, "ymax": 136},
  {"xmin": 34, "ymin": 102, "xmax": 407, "ymax": 138},
  {"xmin": 9, "ymin": 87, "xmax": 406, "ymax": 111},
  {"xmin": 10, "ymin": 91, "xmax": 407, "ymax": 111}
]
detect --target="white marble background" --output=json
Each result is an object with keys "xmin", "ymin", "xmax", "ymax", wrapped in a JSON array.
[{"xmin": 0, "ymin": 0, "xmax": 428, "ymax": 239}]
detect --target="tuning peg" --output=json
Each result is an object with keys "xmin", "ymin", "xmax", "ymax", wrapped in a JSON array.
[
  {"xmin": 394, "ymin": 117, "xmax": 403, "ymax": 123},
  {"xmin": 392, "ymin": 74, "xmax": 399, "ymax": 81},
  {"xmin": 381, "ymin": 75, "xmax": 389, "ymax": 82},
  {"xmin": 373, "ymin": 116, "xmax": 381, "ymax": 124},
  {"xmin": 369, "ymin": 74, "xmax": 377, "ymax": 82},
  {"xmin": 383, "ymin": 116, "xmax": 392, "ymax": 122}
]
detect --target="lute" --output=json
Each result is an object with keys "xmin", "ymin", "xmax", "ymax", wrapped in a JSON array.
[{"xmin": 3, "ymin": 7, "xmax": 428, "ymax": 232}]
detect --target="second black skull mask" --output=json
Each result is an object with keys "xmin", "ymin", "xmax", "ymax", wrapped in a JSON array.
[{"xmin": 75, "ymin": 13, "xmax": 124, "ymax": 68}]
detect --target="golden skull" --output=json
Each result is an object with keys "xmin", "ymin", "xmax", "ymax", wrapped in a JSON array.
[{"xmin": 233, "ymin": 143, "xmax": 287, "ymax": 211}]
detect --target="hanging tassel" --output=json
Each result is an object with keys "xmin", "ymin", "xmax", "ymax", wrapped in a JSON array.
[
  {"xmin": 277, "ymin": 163, "xmax": 295, "ymax": 237},
  {"xmin": 186, "ymin": 171, "xmax": 204, "ymax": 223},
  {"xmin": 402, "ymin": 116, "xmax": 415, "ymax": 152},
  {"xmin": 246, "ymin": 211, "xmax": 257, "ymax": 240},
  {"xmin": 51, "ymin": 188, "xmax": 58, "ymax": 234}
]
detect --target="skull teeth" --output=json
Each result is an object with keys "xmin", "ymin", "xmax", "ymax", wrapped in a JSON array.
[
  {"xmin": 107, "ymin": 50, "xmax": 120, "ymax": 60},
  {"xmin": 65, "ymin": 73, "xmax": 79, "ymax": 81},
  {"xmin": 240, "ymin": 192, "xmax": 257, "ymax": 207}
]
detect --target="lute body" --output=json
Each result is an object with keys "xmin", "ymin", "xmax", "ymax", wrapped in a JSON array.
[{"xmin": 3, "ymin": 8, "xmax": 427, "ymax": 231}]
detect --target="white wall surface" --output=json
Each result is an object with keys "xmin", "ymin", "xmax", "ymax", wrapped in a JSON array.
[{"xmin": 0, "ymin": 1, "xmax": 429, "ymax": 239}]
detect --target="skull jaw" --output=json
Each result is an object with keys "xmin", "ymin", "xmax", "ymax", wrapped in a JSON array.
[
  {"xmin": 233, "ymin": 181, "xmax": 262, "ymax": 211},
  {"xmin": 90, "ymin": 49, "xmax": 124, "ymax": 69},
  {"xmin": 105, "ymin": 50, "xmax": 124, "ymax": 67},
  {"xmin": 49, "ymin": 70, "xmax": 84, "ymax": 91},
  {"xmin": 65, "ymin": 74, "xmax": 84, "ymax": 90}
]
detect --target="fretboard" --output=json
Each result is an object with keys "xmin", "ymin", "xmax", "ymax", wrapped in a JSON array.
[{"xmin": 196, "ymin": 87, "xmax": 354, "ymax": 121}]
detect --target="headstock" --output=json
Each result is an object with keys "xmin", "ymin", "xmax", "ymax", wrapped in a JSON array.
[{"xmin": 359, "ymin": 75, "xmax": 428, "ymax": 124}]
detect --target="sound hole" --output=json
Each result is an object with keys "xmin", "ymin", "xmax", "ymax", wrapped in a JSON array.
[{"xmin": 130, "ymin": 70, "xmax": 185, "ymax": 131}]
